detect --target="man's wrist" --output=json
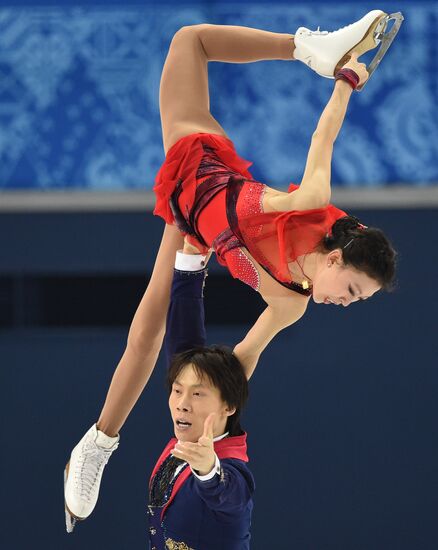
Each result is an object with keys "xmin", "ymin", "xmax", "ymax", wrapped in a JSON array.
[
  {"xmin": 175, "ymin": 250, "xmax": 208, "ymax": 272},
  {"xmin": 192, "ymin": 454, "xmax": 221, "ymax": 481}
]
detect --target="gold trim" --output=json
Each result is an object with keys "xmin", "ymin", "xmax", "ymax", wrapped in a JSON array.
[{"xmin": 165, "ymin": 537, "xmax": 195, "ymax": 550}]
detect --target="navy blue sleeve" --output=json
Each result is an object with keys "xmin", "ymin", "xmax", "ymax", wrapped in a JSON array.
[
  {"xmin": 163, "ymin": 268, "xmax": 208, "ymax": 370},
  {"xmin": 193, "ymin": 459, "xmax": 255, "ymax": 514}
]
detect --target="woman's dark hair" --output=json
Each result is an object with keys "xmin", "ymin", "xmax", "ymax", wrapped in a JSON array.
[
  {"xmin": 322, "ymin": 216, "xmax": 397, "ymax": 290},
  {"xmin": 166, "ymin": 346, "xmax": 249, "ymax": 436}
]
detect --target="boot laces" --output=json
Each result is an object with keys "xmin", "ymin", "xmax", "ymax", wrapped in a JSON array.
[
  {"xmin": 329, "ymin": 22, "xmax": 354, "ymax": 35},
  {"xmin": 74, "ymin": 439, "xmax": 117, "ymax": 502},
  {"xmin": 307, "ymin": 22, "xmax": 355, "ymax": 37}
]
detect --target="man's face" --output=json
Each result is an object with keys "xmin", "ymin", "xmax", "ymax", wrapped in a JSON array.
[{"xmin": 168, "ymin": 364, "xmax": 234, "ymax": 443}]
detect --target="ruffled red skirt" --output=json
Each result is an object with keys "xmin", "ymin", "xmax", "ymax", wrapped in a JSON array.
[{"xmin": 153, "ymin": 132, "xmax": 254, "ymax": 251}]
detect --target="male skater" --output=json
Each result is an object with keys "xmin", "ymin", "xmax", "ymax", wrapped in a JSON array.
[{"xmin": 66, "ymin": 250, "xmax": 255, "ymax": 549}]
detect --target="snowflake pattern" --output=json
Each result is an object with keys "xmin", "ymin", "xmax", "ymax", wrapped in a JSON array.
[{"xmin": 0, "ymin": 5, "xmax": 436, "ymax": 190}]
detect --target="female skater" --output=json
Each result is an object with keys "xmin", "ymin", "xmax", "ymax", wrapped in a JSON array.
[{"xmin": 65, "ymin": 11, "xmax": 397, "ymax": 528}]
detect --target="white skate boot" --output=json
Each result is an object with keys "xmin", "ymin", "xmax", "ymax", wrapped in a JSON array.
[
  {"xmin": 64, "ymin": 424, "xmax": 119, "ymax": 532},
  {"xmin": 294, "ymin": 10, "xmax": 404, "ymax": 82}
]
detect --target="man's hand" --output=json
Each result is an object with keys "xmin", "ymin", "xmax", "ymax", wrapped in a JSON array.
[
  {"xmin": 342, "ymin": 51, "xmax": 369, "ymax": 87},
  {"xmin": 171, "ymin": 413, "xmax": 217, "ymax": 476}
]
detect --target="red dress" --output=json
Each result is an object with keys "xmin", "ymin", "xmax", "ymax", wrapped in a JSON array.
[{"xmin": 153, "ymin": 133, "xmax": 347, "ymax": 294}]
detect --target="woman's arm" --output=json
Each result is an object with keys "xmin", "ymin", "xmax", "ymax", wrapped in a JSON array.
[
  {"xmin": 296, "ymin": 79, "xmax": 353, "ymax": 207},
  {"xmin": 268, "ymin": 54, "xmax": 368, "ymax": 213},
  {"xmin": 295, "ymin": 54, "xmax": 369, "ymax": 208},
  {"xmin": 233, "ymin": 296, "xmax": 308, "ymax": 379}
]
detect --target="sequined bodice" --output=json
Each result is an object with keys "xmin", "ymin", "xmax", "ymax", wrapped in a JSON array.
[{"xmin": 149, "ymin": 455, "xmax": 187, "ymax": 507}]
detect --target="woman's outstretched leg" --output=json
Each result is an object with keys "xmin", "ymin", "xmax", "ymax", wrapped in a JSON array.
[
  {"xmin": 160, "ymin": 24, "xmax": 295, "ymax": 152},
  {"xmin": 97, "ymin": 224, "xmax": 184, "ymax": 436},
  {"xmin": 160, "ymin": 14, "xmax": 390, "ymax": 152},
  {"xmin": 65, "ymin": 224, "xmax": 184, "ymax": 530}
]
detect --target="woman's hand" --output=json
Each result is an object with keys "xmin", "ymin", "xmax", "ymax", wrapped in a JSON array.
[
  {"xmin": 183, "ymin": 235, "xmax": 202, "ymax": 254},
  {"xmin": 341, "ymin": 51, "xmax": 369, "ymax": 88},
  {"xmin": 183, "ymin": 235, "xmax": 213, "ymax": 265}
]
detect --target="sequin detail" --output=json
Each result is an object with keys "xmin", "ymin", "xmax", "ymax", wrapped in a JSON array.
[
  {"xmin": 149, "ymin": 455, "xmax": 187, "ymax": 507},
  {"xmin": 212, "ymin": 228, "xmax": 260, "ymax": 292},
  {"xmin": 236, "ymin": 181, "xmax": 265, "ymax": 239},
  {"xmin": 210, "ymin": 180, "xmax": 264, "ymax": 292},
  {"xmin": 226, "ymin": 180, "xmax": 265, "ymax": 291},
  {"xmin": 226, "ymin": 177, "xmax": 313, "ymax": 297},
  {"xmin": 226, "ymin": 247, "xmax": 260, "ymax": 292}
]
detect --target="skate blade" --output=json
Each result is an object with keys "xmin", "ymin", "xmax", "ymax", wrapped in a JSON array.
[
  {"xmin": 65, "ymin": 506, "xmax": 77, "ymax": 534},
  {"xmin": 335, "ymin": 11, "xmax": 389, "ymax": 74},
  {"xmin": 357, "ymin": 12, "xmax": 404, "ymax": 91},
  {"xmin": 64, "ymin": 463, "xmax": 84, "ymax": 533}
]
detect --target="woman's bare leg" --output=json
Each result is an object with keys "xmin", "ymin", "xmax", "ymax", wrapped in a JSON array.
[
  {"xmin": 97, "ymin": 25, "xmax": 296, "ymax": 436},
  {"xmin": 97, "ymin": 224, "xmax": 183, "ymax": 436},
  {"xmin": 160, "ymin": 24, "xmax": 295, "ymax": 153}
]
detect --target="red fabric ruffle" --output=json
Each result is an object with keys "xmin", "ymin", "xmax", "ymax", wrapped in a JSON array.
[{"xmin": 153, "ymin": 133, "xmax": 253, "ymax": 225}]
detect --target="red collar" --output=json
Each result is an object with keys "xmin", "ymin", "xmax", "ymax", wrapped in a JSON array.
[{"xmin": 149, "ymin": 433, "xmax": 248, "ymax": 520}]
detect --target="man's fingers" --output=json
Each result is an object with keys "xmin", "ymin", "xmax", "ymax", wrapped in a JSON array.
[
  {"xmin": 349, "ymin": 51, "xmax": 359, "ymax": 61},
  {"xmin": 171, "ymin": 446, "xmax": 198, "ymax": 462},
  {"xmin": 202, "ymin": 413, "xmax": 216, "ymax": 441},
  {"xmin": 198, "ymin": 435, "xmax": 213, "ymax": 448},
  {"xmin": 176, "ymin": 441, "xmax": 202, "ymax": 453}
]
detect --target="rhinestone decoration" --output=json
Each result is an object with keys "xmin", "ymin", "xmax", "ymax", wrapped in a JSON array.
[
  {"xmin": 236, "ymin": 181, "xmax": 265, "ymax": 239},
  {"xmin": 149, "ymin": 455, "xmax": 187, "ymax": 507},
  {"xmin": 227, "ymin": 247, "xmax": 260, "ymax": 291}
]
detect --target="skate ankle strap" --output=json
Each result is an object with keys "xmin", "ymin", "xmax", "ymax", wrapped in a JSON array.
[{"xmin": 335, "ymin": 68, "xmax": 360, "ymax": 90}]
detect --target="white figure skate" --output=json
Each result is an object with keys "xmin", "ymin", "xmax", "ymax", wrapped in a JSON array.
[
  {"xmin": 294, "ymin": 10, "xmax": 404, "ymax": 87},
  {"xmin": 64, "ymin": 424, "xmax": 119, "ymax": 533}
]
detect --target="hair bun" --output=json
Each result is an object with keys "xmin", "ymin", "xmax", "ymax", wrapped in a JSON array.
[{"xmin": 331, "ymin": 216, "xmax": 361, "ymax": 239}]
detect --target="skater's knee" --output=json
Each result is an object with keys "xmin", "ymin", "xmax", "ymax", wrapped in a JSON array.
[
  {"xmin": 174, "ymin": 24, "xmax": 210, "ymax": 36},
  {"xmin": 172, "ymin": 25, "xmax": 196, "ymax": 42},
  {"xmin": 171, "ymin": 25, "xmax": 210, "ymax": 48}
]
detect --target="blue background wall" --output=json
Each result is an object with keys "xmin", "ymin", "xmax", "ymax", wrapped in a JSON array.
[
  {"xmin": 0, "ymin": 1, "xmax": 437, "ymax": 189},
  {"xmin": 1, "ymin": 207, "xmax": 437, "ymax": 550},
  {"xmin": 1, "ymin": 1, "xmax": 438, "ymax": 549}
]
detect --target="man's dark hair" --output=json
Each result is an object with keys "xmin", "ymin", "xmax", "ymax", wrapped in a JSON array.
[{"xmin": 167, "ymin": 345, "xmax": 249, "ymax": 436}]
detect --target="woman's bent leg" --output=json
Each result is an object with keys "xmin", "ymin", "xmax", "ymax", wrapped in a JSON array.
[
  {"xmin": 196, "ymin": 24, "xmax": 295, "ymax": 62},
  {"xmin": 160, "ymin": 24, "xmax": 295, "ymax": 152},
  {"xmin": 97, "ymin": 224, "xmax": 184, "ymax": 436}
]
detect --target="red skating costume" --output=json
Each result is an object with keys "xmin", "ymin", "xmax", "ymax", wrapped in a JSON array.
[{"xmin": 154, "ymin": 133, "xmax": 347, "ymax": 294}]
